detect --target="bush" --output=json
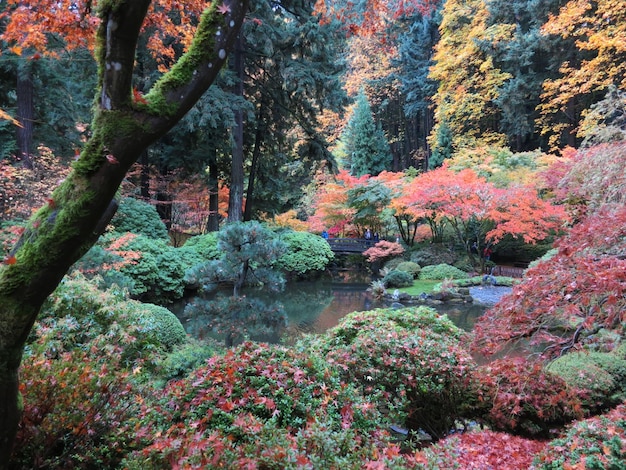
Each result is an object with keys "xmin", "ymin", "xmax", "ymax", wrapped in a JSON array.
[
  {"xmin": 117, "ymin": 234, "xmax": 187, "ymax": 303},
  {"xmin": 154, "ymin": 338, "xmax": 222, "ymax": 384},
  {"xmin": 124, "ymin": 418, "xmax": 418, "ymax": 470},
  {"xmin": 124, "ymin": 342, "xmax": 388, "ymax": 468},
  {"xmin": 275, "ymin": 230, "xmax": 335, "ymax": 277},
  {"xmin": 409, "ymin": 245, "xmax": 458, "ymax": 267},
  {"xmin": 114, "ymin": 301, "xmax": 187, "ymax": 353},
  {"xmin": 547, "ymin": 351, "xmax": 626, "ymax": 411},
  {"xmin": 533, "ymin": 403, "xmax": 626, "ymax": 469},
  {"xmin": 180, "ymin": 231, "xmax": 220, "ymax": 264},
  {"xmin": 300, "ymin": 307, "xmax": 478, "ymax": 440},
  {"xmin": 12, "ymin": 339, "xmax": 143, "ymax": 469},
  {"xmin": 37, "ymin": 274, "xmax": 186, "ymax": 365},
  {"xmin": 395, "ymin": 261, "xmax": 421, "ymax": 278},
  {"xmin": 41, "ymin": 272, "xmax": 127, "ymax": 326},
  {"xmin": 613, "ymin": 342, "xmax": 626, "ymax": 360},
  {"xmin": 110, "ymin": 197, "xmax": 169, "ymax": 240},
  {"xmin": 419, "ymin": 263, "xmax": 469, "ymax": 280},
  {"xmin": 415, "ymin": 430, "xmax": 547, "ymax": 469},
  {"xmin": 383, "ymin": 257, "xmax": 405, "ymax": 271},
  {"xmin": 475, "ymin": 358, "xmax": 586, "ymax": 437},
  {"xmin": 383, "ymin": 269, "xmax": 414, "ymax": 288}
]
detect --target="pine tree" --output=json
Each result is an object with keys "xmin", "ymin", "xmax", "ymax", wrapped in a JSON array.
[
  {"xmin": 184, "ymin": 221, "xmax": 287, "ymax": 346},
  {"xmin": 342, "ymin": 91, "xmax": 392, "ymax": 176}
]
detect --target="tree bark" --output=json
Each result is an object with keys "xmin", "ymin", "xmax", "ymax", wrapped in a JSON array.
[
  {"xmin": 16, "ymin": 58, "xmax": 34, "ymax": 170},
  {"xmin": 228, "ymin": 33, "xmax": 245, "ymax": 223},
  {"xmin": 0, "ymin": 0, "xmax": 248, "ymax": 462},
  {"xmin": 243, "ymin": 102, "xmax": 266, "ymax": 222},
  {"xmin": 206, "ymin": 148, "xmax": 220, "ymax": 232}
]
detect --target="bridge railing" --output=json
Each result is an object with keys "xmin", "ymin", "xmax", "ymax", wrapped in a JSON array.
[{"xmin": 325, "ymin": 237, "xmax": 374, "ymax": 253}]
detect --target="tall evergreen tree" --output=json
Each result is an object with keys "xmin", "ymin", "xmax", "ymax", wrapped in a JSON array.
[
  {"xmin": 342, "ymin": 91, "xmax": 392, "ymax": 176},
  {"xmin": 395, "ymin": 11, "xmax": 440, "ymax": 166}
]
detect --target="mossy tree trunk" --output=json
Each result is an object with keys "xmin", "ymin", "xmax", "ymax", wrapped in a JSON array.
[{"xmin": 0, "ymin": 0, "xmax": 248, "ymax": 463}]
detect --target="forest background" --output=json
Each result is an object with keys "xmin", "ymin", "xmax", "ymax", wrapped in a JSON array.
[{"xmin": 0, "ymin": 0, "xmax": 625, "ymax": 468}]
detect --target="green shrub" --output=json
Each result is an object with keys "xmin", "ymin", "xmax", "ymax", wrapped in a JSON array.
[
  {"xmin": 41, "ymin": 271, "xmax": 127, "ymax": 326},
  {"xmin": 112, "ymin": 301, "xmax": 187, "ymax": 354},
  {"xmin": 547, "ymin": 351, "xmax": 626, "ymax": 410},
  {"xmin": 123, "ymin": 418, "xmax": 416, "ymax": 470},
  {"xmin": 110, "ymin": 197, "xmax": 169, "ymax": 240},
  {"xmin": 419, "ymin": 263, "xmax": 469, "ymax": 280},
  {"xmin": 396, "ymin": 261, "xmax": 421, "ymax": 278},
  {"xmin": 154, "ymin": 338, "xmax": 222, "ymax": 384},
  {"xmin": 275, "ymin": 230, "xmax": 335, "ymax": 276},
  {"xmin": 38, "ymin": 274, "xmax": 186, "ymax": 365},
  {"xmin": 383, "ymin": 269, "xmax": 414, "ymax": 288},
  {"xmin": 180, "ymin": 231, "xmax": 220, "ymax": 265},
  {"xmin": 323, "ymin": 306, "xmax": 463, "ymax": 345},
  {"xmin": 613, "ymin": 342, "xmax": 626, "ymax": 360},
  {"xmin": 409, "ymin": 245, "xmax": 458, "ymax": 267},
  {"xmin": 300, "ymin": 307, "xmax": 477, "ymax": 440},
  {"xmin": 383, "ymin": 257, "xmax": 404, "ymax": 271},
  {"xmin": 527, "ymin": 248, "xmax": 558, "ymax": 270},
  {"xmin": 71, "ymin": 243, "xmax": 137, "ymax": 291},
  {"xmin": 118, "ymin": 234, "xmax": 187, "ymax": 303},
  {"xmin": 475, "ymin": 358, "xmax": 586, "ymax": 437},
  {"xmin": 533, "ymin": 403, "xmax": 626, "ymax": 469},
  {"xmin": 450, "ymin": 275, "xmax": 516, "ymax": 287}
]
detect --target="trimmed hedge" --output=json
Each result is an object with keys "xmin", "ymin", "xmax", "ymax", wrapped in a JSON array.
[{"xmin": 419, "ymin": 263, "xmax": 469, "ymax": 280}]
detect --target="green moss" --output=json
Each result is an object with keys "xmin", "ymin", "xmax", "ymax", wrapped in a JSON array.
[
  {"xmin": 143, "ymin": 5, "xmax": 221, "ymax": 116},
  {"xmin": 547, "ymin": 351, "xmax": 626, "ymax": 410},
  {"xmin": 72, "ymin": 110, "xmax": 146, "ymax": 175}
]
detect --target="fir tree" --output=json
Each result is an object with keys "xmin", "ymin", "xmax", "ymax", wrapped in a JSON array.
[{"xmin": 342, "ymin": 91, "xmax": 392, "ymax": 177}]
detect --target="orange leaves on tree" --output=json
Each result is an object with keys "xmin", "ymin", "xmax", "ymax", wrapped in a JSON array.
[
  {"xmin": 307, "ymin": 169, "xmax": 365, "ymax": 236},
  {"xmin": 0, "ymin": 0, "xmax": 98, "ymax": 57},
  {"xmin": 393, "ymin": 163, "xmax": 567, "ymax": 246},
  {"xmin": 132, "ymin": 87, "xmax": 148, "ymax": 105},
  {"xmin": 0, "ymin": 1, "xmax": 212, "ymax": 69},
  {"xmin": 362, "ymin": 240, "xmax": 404, "ymax": 263}
]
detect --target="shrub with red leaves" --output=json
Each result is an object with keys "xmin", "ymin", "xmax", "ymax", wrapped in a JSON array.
[
  {"xmin": 475, "ymin": 358, "xmax": 586, "ymax": 437},
  {"xmin": 412, "ymin": 429, "xmax": 547, "ymax": 469}
]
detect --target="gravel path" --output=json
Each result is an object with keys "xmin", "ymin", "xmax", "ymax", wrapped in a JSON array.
[{"xmin": 469, "ymin": 285, "xmax": 513, "ymax": 305}]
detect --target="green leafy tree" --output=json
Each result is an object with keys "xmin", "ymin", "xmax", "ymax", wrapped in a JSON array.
[
  {"xmin": 346, "ymin": 179, "xmax": 392, "ymax": 235},
  {"xmin": 341, "ymin": 91, "xmax": 392, "ymax": 176},
  {"xmin": 0, "ymin": 0, "xmax": 248, "ymax": 459}
]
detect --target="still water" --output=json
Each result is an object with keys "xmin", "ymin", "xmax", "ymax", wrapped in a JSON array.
[{"xmin": 171, "ymin": 271, "xmax": 493, "ymax": 344}]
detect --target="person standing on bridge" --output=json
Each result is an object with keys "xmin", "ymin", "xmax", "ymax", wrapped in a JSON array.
[
  {"xmin": 364, "ymin": 228, "xmax": 372, "ymax": 240},
  {"xmin": 321, "ymin": 230, "xmax": 329, "ymax": 240}
]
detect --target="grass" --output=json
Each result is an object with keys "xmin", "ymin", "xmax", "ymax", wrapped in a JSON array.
[{"xmin": 397, "ymin": 279, "xmax": 440, "ymax": 296}]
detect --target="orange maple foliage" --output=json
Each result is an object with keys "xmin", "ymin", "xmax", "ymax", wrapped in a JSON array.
[
  {"xmin": 306, "ymin": 170, "xmax": 367, "ymax": 236},
  {"xmin": 314, "ymin": 0, "xmax": 441, "ymax": 37},
  {"xmin": 0, "ymin": 0, "xmax": 209, "ymax": 69},
  {"xmin": 394, "ymin": 164, "xmax": 567, "ymax": 245}
]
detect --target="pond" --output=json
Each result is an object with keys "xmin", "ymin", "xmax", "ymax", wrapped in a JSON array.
[{"xmin": 170, "ymin": 272, "xmax": 507, "ymax": 345}]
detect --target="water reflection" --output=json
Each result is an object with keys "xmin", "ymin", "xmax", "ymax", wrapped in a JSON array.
[{"xmin": 172, "ymin": 272, "xmax": 490, "ymax": 344}]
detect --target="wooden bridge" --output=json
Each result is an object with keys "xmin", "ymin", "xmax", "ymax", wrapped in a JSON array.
[{"xmin": 326, "ymin": 238, "xmax": 374, "ymax": 254}]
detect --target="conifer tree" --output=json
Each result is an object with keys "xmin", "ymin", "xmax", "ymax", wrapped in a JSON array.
[{"xmin": 342, "ymin": 91, "xmax": 392, "ymax": 176}]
